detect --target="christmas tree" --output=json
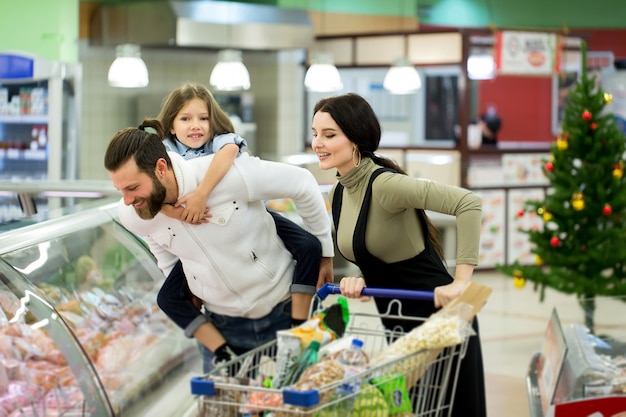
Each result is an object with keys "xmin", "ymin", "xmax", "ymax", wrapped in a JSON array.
[{"xmin": 498, "ymin": 40, "xmax": 626, "ymax": 333}]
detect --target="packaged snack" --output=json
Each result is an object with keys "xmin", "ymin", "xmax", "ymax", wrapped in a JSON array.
[
  {"xmin": 273, "ymin": 299, "xmax": 349, "ymax": 388},
  {"xmin": 315, "ymin": 381, "xmax": 389, "ymax": 417},
  {"xmin": 370, "ymin": 373, "xmax": 412, "ymax": 415}
]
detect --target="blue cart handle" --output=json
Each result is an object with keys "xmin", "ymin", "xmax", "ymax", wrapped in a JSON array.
[{"xmin": 316, "ymin": 283, "xmax": 434, "ymax": 301}]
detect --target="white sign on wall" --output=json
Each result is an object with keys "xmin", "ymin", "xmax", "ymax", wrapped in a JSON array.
[{"xmin": 494, "ymin": 31, "xmax": 562, "ymax": 76}]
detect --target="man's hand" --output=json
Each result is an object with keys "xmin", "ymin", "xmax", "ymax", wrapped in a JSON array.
[{"xmin": 213, "ymin": 343, "xmax": 240, "ymax": 376}]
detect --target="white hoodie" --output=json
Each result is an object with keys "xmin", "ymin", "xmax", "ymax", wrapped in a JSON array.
[{"xmin": 118, "ymin": 152, "xmax": 334, "ymax": 318}]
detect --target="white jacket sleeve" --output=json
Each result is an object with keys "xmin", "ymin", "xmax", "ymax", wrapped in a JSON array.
[{"xmin": 236, "ymin": 156, "xmax": 334, "ymax": 257}]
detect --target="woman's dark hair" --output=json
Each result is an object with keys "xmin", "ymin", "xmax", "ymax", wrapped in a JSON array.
[
  {"xmin": 314, "ymin": 93, "xmax": 445, "ymax": 262},
  {"xmin": 313, "ymin": 93, "xmax": 406, "ymax": 174},
  {"xmin": 104, "ymin": 118, "xmax": 171, "ymax": 176}
]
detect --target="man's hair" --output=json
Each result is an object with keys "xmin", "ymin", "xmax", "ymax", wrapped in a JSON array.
[{"xmin": 104, "ymin": 118, "xmax": 172, "ymax": 174}]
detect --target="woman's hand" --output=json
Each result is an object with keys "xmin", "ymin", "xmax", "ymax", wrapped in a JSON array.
[
  {"xmin": 339, "ymin": 277, "xmax": 370, "ymax": 301},
  {"xmin": 434, "ymin": 279, "xmax": 469, "ymax": 308}
]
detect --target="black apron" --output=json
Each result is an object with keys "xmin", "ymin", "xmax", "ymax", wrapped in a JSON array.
[{"xmin": 332, "ymin": 167, "xmax": 487, "ymax": 417}]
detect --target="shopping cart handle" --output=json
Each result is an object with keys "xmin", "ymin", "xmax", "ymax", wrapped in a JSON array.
[{"xmin": 317, "ymin": 283, "xmax": 434, "ymax": 301}]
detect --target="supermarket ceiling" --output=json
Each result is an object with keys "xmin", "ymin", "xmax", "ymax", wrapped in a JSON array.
[{"xmin": 81, "ymin": 0, "xmax": 626, "ymax": 30}]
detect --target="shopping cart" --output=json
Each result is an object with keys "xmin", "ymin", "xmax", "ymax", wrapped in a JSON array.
[{"xmin": 190, "ymin": 283, "xmax": 473, "ymax": 417}]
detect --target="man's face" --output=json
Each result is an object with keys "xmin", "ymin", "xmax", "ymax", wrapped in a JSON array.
[{"xmin": 109, "ymin": 158, "xmax": 167, "ymax": 220}]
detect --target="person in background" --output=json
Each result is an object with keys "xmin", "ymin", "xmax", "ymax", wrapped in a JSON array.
[
  {"xmin": 479, "ymin": 106, "xmax": 502, "ymax": 147},
  {"xmin": 104, "ymin": 119, "xmax": 334, "ymax": 372},
  {"xmin": 311, "ymin": 92, "xmax": 486, "ymax": 417}
]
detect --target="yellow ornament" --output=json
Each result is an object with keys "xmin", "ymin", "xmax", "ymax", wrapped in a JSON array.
[
  {"xmin": 542, "ymin": 211, "xmax": 553, "ymax": 222},
  {"xmin": 614, "ymin": 167, "xmax": 624, "ymax": 180},
  {"xmin": 537, "ymin": 207, "xmax": 545, "ymax": 215},
  {"xmin": 572, "ymin": 191, "xmax": 585, "ymax": 211},
  {"xmin": 513, "ymin": 276, "xmax": 526, "ymax": 289},
  {"xmin": 604, "ymin": 92, "xmax": 613, "ymax": 104},
  {"xmin": 556, "ymin": 136, "xmax": 568, "ymax": 151},
  {"xmin": 572, "ymin": 199, "xmax": 585, "ymax": 211},
  {"xmin": 535, "ymin": 254, "xmax": 543, "ymax": 265}
]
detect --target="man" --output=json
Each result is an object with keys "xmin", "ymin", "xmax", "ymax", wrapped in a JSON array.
[{"xmin": 104, "ymin": 122, "xmax": 334, "ymax": 370}]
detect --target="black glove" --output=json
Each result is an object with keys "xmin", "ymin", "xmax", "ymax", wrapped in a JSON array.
[
  {"xmin": 291, "ymin": 318, "xmax": 306, "ymax": 327},
  {"xmin": 213, "ymin": 343, "xmax": 240, "ymax": 376}
]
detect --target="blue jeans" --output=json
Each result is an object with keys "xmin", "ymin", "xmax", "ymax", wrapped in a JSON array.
[{"xmin": 201, "ymin": 298, "xmax": 292, "ymax": 373}]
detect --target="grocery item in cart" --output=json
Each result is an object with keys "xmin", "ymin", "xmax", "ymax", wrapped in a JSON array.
[
  {"xmin": 282, "ymin": 340, "xmax": 321, "ymax": 387},
  {"xmin": 273, "ymin": 299, "xmax": 349, "ymax": 388},
  {"xmin": 369, "ymin": 302, "xmax": 473, "ymax": 388},
  {"xmin": 316, "ymin": 381, "xmax": 389, "ymax": 417},
  {"xmin": 275, "ymin": 358, "xmax": 345, "ymax": 417}
]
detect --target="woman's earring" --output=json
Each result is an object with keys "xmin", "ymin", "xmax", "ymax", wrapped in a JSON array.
[{"xmin": 352, "ymin": 148, "xmax": 361, "ymax": 168}]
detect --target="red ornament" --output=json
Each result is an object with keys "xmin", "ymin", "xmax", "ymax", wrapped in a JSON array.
[
  {"xmin": 517, "ymin": 209, "xmax": 525, "ymax": 217},
  {"xmin": 582, "ymin": 110, "xmax": 592, "ymax": 121},
  {"xmin": 590, "ymin": 122, "xmax": 598, "ymax": 130},
  {"xmin": 603, "ymin": 204, "xmax": 612, "ymax": 215},
  {"xmin": 550, "ymin": 236, "xmax": 560, "ymax": 247},
  {"xmin": 545, "ymin": 161, "xmax": 554, "ymax": 172},
  {"xmin": 581, "ymin": 244, "xmax": 587, "ymax": 252}
]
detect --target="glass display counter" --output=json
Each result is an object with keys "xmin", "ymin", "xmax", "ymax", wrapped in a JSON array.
[{"xmin": 0, "ymin": 202, "xmax": 199, "ymax": 416}]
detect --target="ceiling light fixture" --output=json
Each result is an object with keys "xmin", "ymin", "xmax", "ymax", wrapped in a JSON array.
[
  {"xmin": 304, "ymin": 52, "xmax": 343, "ymax": 93},
  {"xmin": 107, "ymin": 44, "xmax": 149, "ymax": 88},
  {"xmin": 383, "ymin": 57, "xmax": 421, "ymax": 94},
  {"xmin": 467, "ymin": 54, "xmax": 496, "ymax": 80},
  {"xmin": 210, "ymin": 49, "xmax": 251, "ymax": 92}
]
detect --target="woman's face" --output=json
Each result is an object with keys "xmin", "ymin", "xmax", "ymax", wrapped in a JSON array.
[
  {"xmin": 171, "ymin": 97, "xmax": 211, "ymax": 149},
  {"xmin": 311, "ymin": 110, "xmax": 355, "ymax": 176}
]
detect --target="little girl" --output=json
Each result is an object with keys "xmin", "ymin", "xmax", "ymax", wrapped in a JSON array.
[{"xmin": 153, "ymin": 83, "xmax": 333, "ymax": 370}]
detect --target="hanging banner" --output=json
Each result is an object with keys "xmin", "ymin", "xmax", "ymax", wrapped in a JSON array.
[{"xmin": 494, "ymin": 31, "xmax": 562, "ymax": 75}]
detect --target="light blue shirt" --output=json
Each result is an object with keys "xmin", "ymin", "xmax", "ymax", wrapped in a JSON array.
[{"xmin": 163, "ymin": 133, "xmax": 248, "ymax": 161}]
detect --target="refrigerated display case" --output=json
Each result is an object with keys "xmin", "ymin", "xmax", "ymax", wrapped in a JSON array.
[
  {"xmin": 0, "ymin": 202, "xmax": 200, "ymax": 416},
  {"xmin": 0, "ymin": 52, "xmax": 82, "ymax": 221}
]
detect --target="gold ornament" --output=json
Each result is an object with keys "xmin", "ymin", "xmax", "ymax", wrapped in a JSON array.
[
  {"xmin": 537, "ymin": 207, "xmax": 545, "ymax": 215},
  {"xmin": 604, "ymin": 92, "xmax": 613, "ymax": 104},
  {"xmin": 614, "ymin": 164, "xmax": 624, "ymax": 180},
  {"xmin": 542, "ymin": 211, "xmax": 553, "ymax": 222},
  {"xmin": 535, "ymin": 254, "xmax": 543, "ymax": 265},
  {"xmin": 572, "ymin": 191, "xmax": 585, "ymax": 211},
  {"xmin": 513, "ymin": 275, "xmax": 526, "ymax": 289},
  {"xmin": 556, "ymin": 136, "xmax": 568, "ymax": 151}
]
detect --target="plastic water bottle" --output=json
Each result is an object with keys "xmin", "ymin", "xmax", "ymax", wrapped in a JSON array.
[
  {"xmin": 337, "ymin": 338, "xmax": 368, "ymax": 408},
  {"xmin": 338, "ymin": 338, "xmax": 367, "ymax": 369},
  {"xmin": 283, "ymin": 340, "xmax": 320, "ymax": 387}
]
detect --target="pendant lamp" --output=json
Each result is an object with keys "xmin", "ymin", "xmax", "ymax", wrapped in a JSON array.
[
  {"xmin": 304, "ymin": 52, "xmax": 343, "ymax": 93},
  {"xmin": 383, "ymin": 57, "xmax": 421, "ymax": 95},
  {"xmin": 467, "ymin": 54, "xmax": 496, "ymax": 80},
  {"xmin": 108, "ymin": 44, "xmax": 149, "ymax": 88},
  {"xmin": 210, "ymin": 49, "xmax": 251, "ymax": 91}
]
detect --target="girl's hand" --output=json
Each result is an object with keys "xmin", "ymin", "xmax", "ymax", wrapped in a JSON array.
[
  {"xmin": 339, "ymin": 277, "xmax": 370, "ymax": 301},
  {"xmin": 176, "ymin": 191, "xmax": 211, "ymax": 224}
]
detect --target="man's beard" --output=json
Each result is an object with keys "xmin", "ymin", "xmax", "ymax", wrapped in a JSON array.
[{"xmin": 135, "ymin": 175, "xmax": 167, "ymax": 220}]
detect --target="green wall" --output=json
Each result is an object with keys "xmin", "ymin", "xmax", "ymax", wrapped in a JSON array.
[{"xmin": 0, "ymin": 0, "xmax": 78, "ymax": 62}]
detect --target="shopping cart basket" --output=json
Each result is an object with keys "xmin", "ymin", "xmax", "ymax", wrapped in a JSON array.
[{"xmin": 190, "ymin": 283, "xmax": 473, "ymax": 417}]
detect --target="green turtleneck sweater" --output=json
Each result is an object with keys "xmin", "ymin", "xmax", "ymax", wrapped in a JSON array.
[{"xmin": 329, "ymin": 158, "xmax": 482, "ymax": 266}]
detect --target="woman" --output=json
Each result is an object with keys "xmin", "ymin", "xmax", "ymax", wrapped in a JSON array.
[{"xmin": 311, "ymin": 93, "xmax": 486, "ymax": 417}]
